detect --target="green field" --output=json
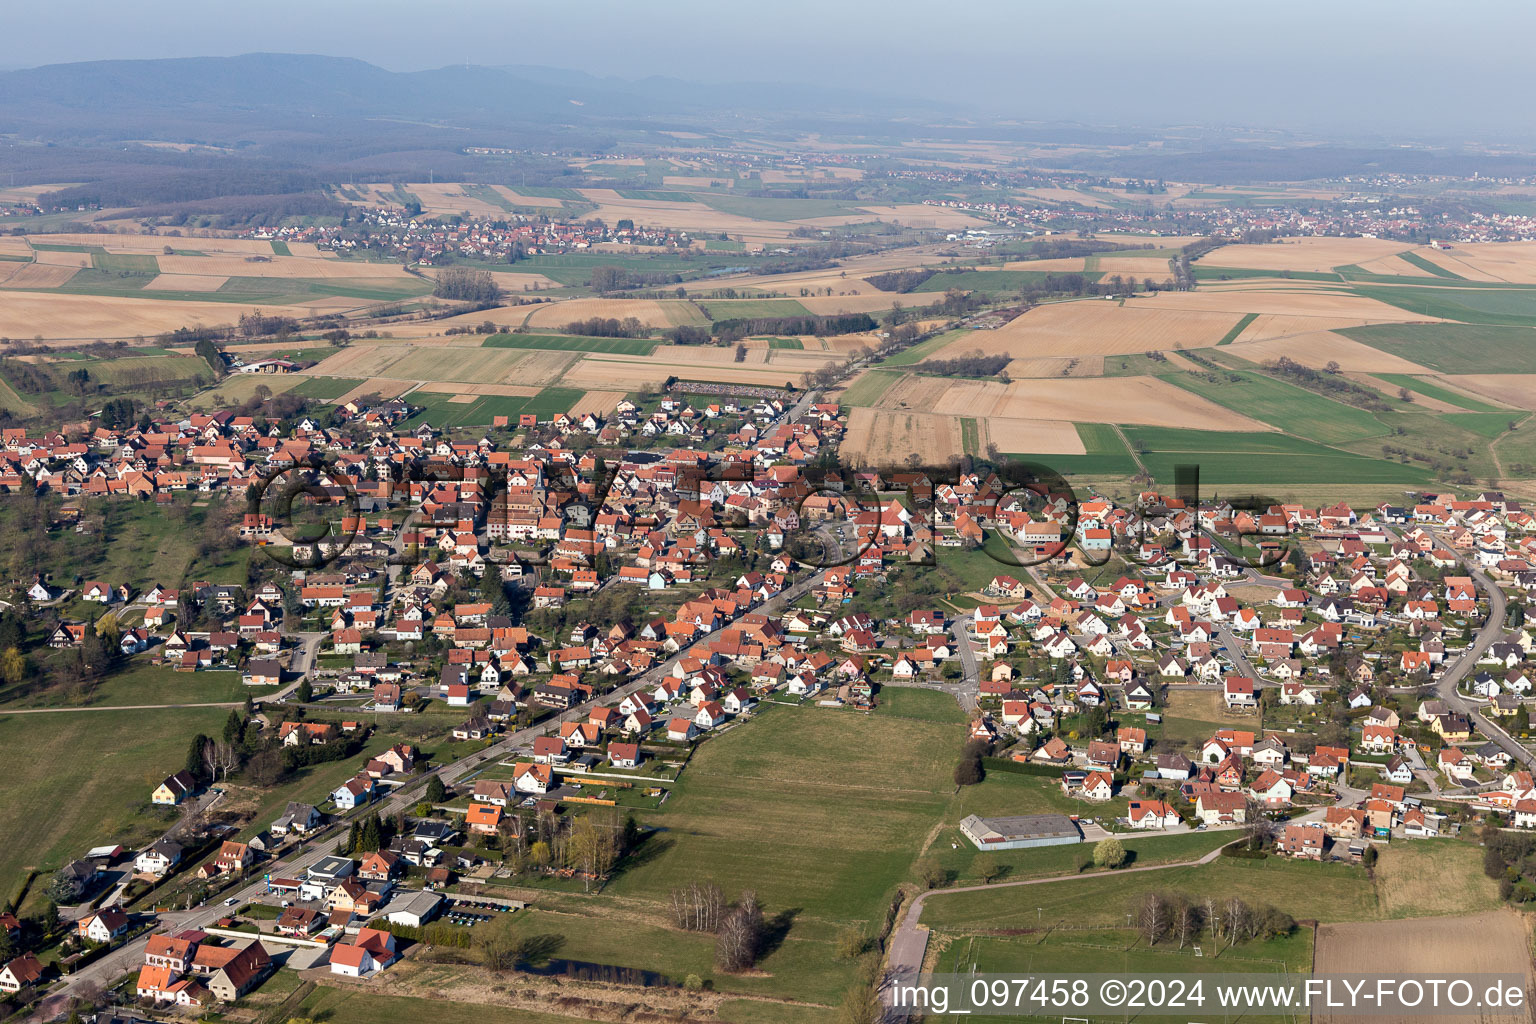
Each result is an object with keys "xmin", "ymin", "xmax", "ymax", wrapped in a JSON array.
[
  {"xmin": 839, "ymin": 369, "xmax": 902, "ymax": 407},
  {"xmin": 9, "ymin": 662, "xmax": 257, "ymax": 710},
  {"xmin": 1370, "ymin": 372, "xmax": 1503, "ymax": 411},
  {"xmin": 959, "ymin": 417, "xmax": 981, "ymax": 455},
  {"xmin": 402, "ymin": 386, "xmax": 585, "ymax": 429},
  {"xmin": 913, "ymin": 269, "xmax": 1104, "ymax": 293},
  {"xmin": 1192, "ymin": 264, "xmax": 1344, "ymax": 283},
  {"xmin": 881, "ymin": 330, "xmax": 970, "ymax": 367},
  {"xmin": 1161, "ymin": 369, "xmax": 1386, "ymax": 445},
  {"xmin": 924, "ymin": 854, "xmax": 1378, "ymax": 932},
  {"xmin": 616, "ymin": 189, "xmax": 697, "ymax": 202},
  {"xmin": 1351, "ymin": 283, "xmax": 1536, "ymax": 326},
  {"xmin": 1339, "ymin": 323, "xmax": 1536, "ymax": 373},
  {"xmin": 268, "ymin": 240, "xmax": 292, "ymax": 256},
  {"xmin": 1215, "ymin": 311, "xmax": 1258, "ymax": 345},
  {"xmin": 701, "ymin": 298, "xmax": 814, "ymax": 320},
  {"xmin": 1440, "ymin": 411, "xmax": 1519, "ymax": 437},
  {"xmin": 0, "ymin": 705, "xmax": 231, "ymax": 888},
  {"xmin": 1005, "ymin": 422, "xmax": 1140, "ymax": 477},
  {"xmin": 1399, "ymin": 250, "xmax": 1465, "ymax": 279},
  {"xmin": 483, "ymin": 332, "xmax": 658, "ymax": 356},
  {"xmin": 768, "ymin": 337, "xmax": 804, "ymax": 350},
  {"xmin": 1123, "ymin": 426, "xmax": 1433, "ymax": 486}
]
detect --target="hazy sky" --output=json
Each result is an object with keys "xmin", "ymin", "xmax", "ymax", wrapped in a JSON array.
[{"xmin": 5, "ymin": 1, "xmax": 1533, "ymax": 137}]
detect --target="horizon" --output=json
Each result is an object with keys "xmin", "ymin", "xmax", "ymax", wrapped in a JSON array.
[{"xmin": 3, "ymin": 0, "xmax": 1535, "ymax": 141}]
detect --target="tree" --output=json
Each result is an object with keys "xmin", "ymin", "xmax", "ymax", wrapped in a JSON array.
[
  {"xmin": 0, "ymin": 646, "xmax": 24, "ymax": 686},
  {"xmin": 974, "ymin": 854, "xmax": 1004, "ymax": 884},
  {"xmin": 1093, "ymin": 838, "xmax": 1126, "ymax": 869},
  {"xmin": 425, "ymin": 775, "xmax": 446, "ymax": 803},
  {"xmin": 669, "ymin": 881, "xmax": 725, "ymax": 932},
  {"xmin": 185, "ymin": 734, "xmax": 210, "ymax": 783},
  {"xmin": 835, "ymin": 925, "xmax": 869, "ymax": 959},
  {"xmin": 715, "ymin": 890, "xmax": 763, "ymax": 972},
  {"xmin": 913, "ymin": 855, "xmax": 947, "ymax": 890},
  {"xmin": 837, "ymin": 981, "xmax": 884, "ymax": 1024},
  {"xmin": 1136, "ymin": 891, "xmax": 1171, "ymax": 945},
  {"xmin": 296, "ymin": 678, "xmax": 313, "ymax": 704},
  {"xmin": 223, "ymin": 708, "xmax": 244, "ymax": 745}
]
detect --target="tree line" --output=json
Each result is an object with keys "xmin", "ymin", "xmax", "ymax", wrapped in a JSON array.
[
  {"xmin": 433, "ymin": 267, "xmax": 503, "ymax": 305},
  {"xmin": 710, "ymin": 312, "xmax": 876, "ymax": 339}
]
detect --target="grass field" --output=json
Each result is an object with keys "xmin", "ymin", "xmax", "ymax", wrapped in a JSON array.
[
  {"xmin": 1160, "ymin": 369, "xmax": 1386, "ymax": 446},
  {"xmin": 1399, "ymin": 250, "xmax": 1465, "ymax": 279},
  {"xmin": 613, "ymin": 693, "xmax": 963, "ymax": 920},
  {"xmin": 1351, "ymin": 283, "xmax": 1536, "ymax": 326},
  {"xmin": 923, "ymin": 854, "xmax": 1377, "ymax": 932},
  {"xmin": 701, "ymin": 298, "xmax": 813, "ymax": 320},
  {"xmin": 1003, "ymin": 422, "xmax": 1140, "ymax": 477},
  {"xmin": 913, "ymin": 269, "xmax": 1104, "ymax": 293},
  {"xmin": 1339, "ymin": 323, "xmax": 1536, "ymax": 373},
  {"xmin": 1122, "ymin": 426, "xmax": 1433, "ymax": 485},
  {"xmin": 838, "ymin": 369, "xmax": 902, "ymax": 407},
  {"xmin": 882, "ymin": 330, "xmax": 970, "ymax": 367},
  {"xmin": 0, "ymin": 705, "xmax": 231, "ymax": 888},
  {"xmin": 483, "ymin": 333, "xmax": 658, "ymax": 356},
  {"xmin": 402, "ymin": 386, "xmax": 586, "ymax": 428},
  {"xmin": 9, "ymin": 662, "xmax": 257, "ymax": 709},
  {"xmin": 1371, "ymin": 372, "xmax": 1503, "ymax": 411},
  {"xmin": 1214, "ymin": 311, "xmax": 1258, "ymax": 345}
]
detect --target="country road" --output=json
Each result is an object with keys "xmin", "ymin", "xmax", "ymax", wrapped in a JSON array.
[
  {"xmin": 39, "ymin": 563, "xmax": 829, "ymax": 1010},
  {"xmin": 883, "ymin": 838, "xmax": 1233, "ymax": 991}
]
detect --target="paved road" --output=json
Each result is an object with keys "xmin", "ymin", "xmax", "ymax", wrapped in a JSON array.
[
  {"xmin": 41, "ymin": 564, "xmax": 829, "ymax": 1009},
  {"xmin": 1420, "ymin": 534, "xmax": 1532, "ymax": 770}
]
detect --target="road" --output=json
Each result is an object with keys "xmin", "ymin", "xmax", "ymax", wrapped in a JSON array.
[
  {"xmin": 1420, "ymin": 535, "xmax": 1532, "ymax": 769},
  {"xmin": 883, "ymin": 838, "xmax": 1233, "ymax": 991},
  {"xmin": 41, "ymin": 564, "xmax": 830, "ymax": 1008}
]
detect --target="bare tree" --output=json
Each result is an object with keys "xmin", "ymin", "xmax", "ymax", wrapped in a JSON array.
[
  {"xmin": 1172, "ymin": 894, "xmax": 1203, "ymax": 949},
  {"xmin": 715, "ymin": 890, "xmax": 764, "ymax": 972},
  {"xmin": 670, "ymin": 881, "xmax": 725, "ymax": 933},
  {"xmin": 1136, "ymin": 891, "xmax": 1170, "ymax": 945}
]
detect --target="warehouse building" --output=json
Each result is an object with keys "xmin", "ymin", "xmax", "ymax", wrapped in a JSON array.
[{"xmin": 958, "ymin": 813, "xmax": 1082, "ymax": 851}]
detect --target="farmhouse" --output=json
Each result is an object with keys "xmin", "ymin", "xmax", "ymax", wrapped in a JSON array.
[{"xmin": 958, "ymin": 813, "xmax": 1081, "ymax": 851}]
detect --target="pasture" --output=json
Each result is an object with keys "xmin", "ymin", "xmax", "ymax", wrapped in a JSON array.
[
  {"xmin": 1159, "ymin": 368, "xmax": 1387, "ymax": 445},
  {"xmin": 0, "ymin": 705, "xmax": 233, "ymax": 888}
]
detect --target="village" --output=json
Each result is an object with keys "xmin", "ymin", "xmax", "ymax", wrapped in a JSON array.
[{"xmin": 2, "ymin": 371, "xmax": 1536, "ymax": 1017}]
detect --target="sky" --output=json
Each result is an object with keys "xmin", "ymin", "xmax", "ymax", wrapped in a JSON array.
[{"xmin": 4, "ymin": 0, "xmax": 1533, "ymax": 138}]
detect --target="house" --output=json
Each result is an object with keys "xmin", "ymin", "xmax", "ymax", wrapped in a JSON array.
[
  {"xmin": 0, "ymin": 953, "xmax": 43, "ymax": 994},
  {"xmin": 608, "ymin": 741, "xmax": 642, "ymax": 768},
  {"xmin": 145, "ymin": 933, "xmax": 199, "ymax": 973},
  {"xmin": 1222, "ymin": 676, "xmax": 1258, "ymax": 709},
  {"xmin": 332, "ymin": 774, "xmax": 376, "ymax": 810},
  {"xmin": 152, "ymin": 770, "xmax": 200, "ymax": 806},
  {"xmin": 1275, "ymin": 823, "xmax": 1327, "ymax": 860},
  {"xmin": 215, "ymin": 840, "xmax": 253, "ymax": 875},
  {"xmin": 1127, "ymin": 799, "xmax": 1180, "ymax": 830},
  {"xmin": 667, "ymin": 717, "xmax": 699, "ymax": 742},
  {"xmin": 78, "ymin": 906, "xmax": 130, "ymax": 943},
  {"xmin": 272, "ymin": 802, "xmax": 322, "ymax": 836},
  {"xmin": 134, "ymin": 839, "xmax": 183, "ymax": 878},
  {"xmin": 1116, "ymin": 726, "xmax": 1146, "ymax": 755},
  {"xmin": 201, "ymin": 941, "xmax": 272, "ymax": 1001},
  {"xmin": 1195, "ymin": 791, "xmax": 1248, "ymax": 825}
]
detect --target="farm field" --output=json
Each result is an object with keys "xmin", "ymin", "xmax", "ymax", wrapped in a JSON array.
[
  {"xmin": 1339, "ymin": 322, "xmax": 1536, "ymax": 373},
  {"xmin": 1159, "ymin": 368, "xmax": 1387, "ymax": 445},
  {"xmin": 949, "ymin": 301, "xmax": 1246, "ymax": 361},
  {"xmin": 1122, "ymin": 426, "xmax": 1433, "ymax": 486},
  {"xmin": 1314, "ymin": 911, "xmax": 1529, "ymax": 1024}
]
